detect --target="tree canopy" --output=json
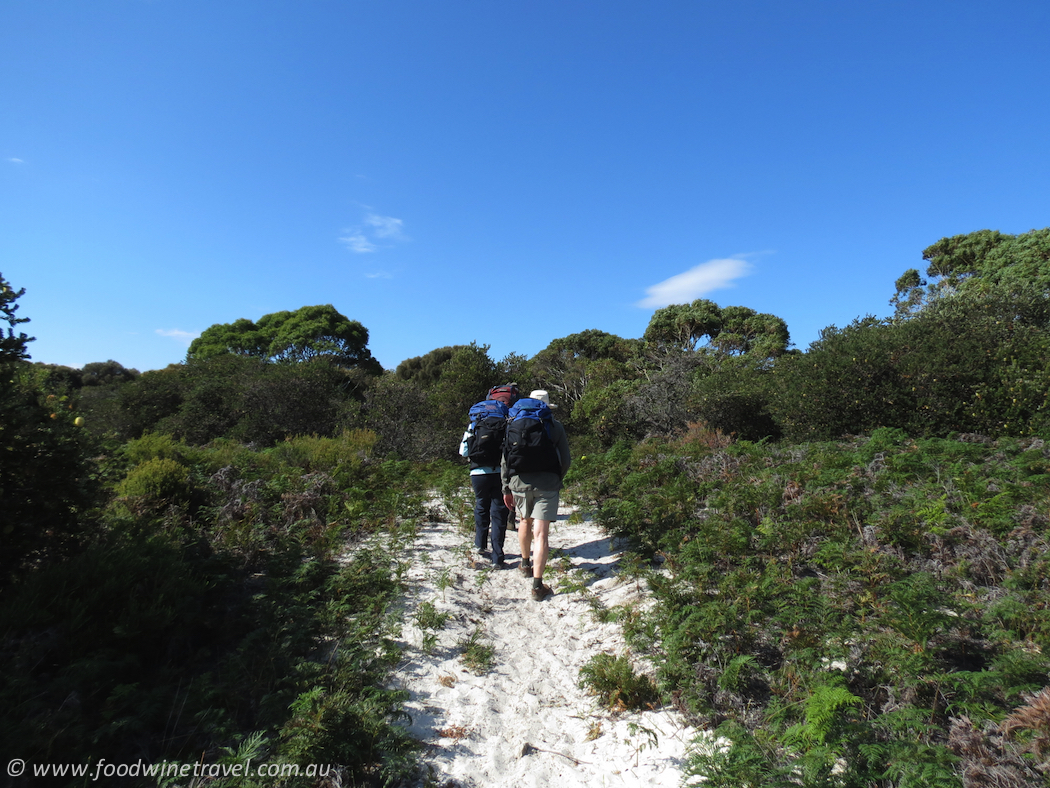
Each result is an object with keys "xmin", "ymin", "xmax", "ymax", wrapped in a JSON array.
[
  {"xmin": 187, "ymin": 304, "xmax": 382, "ymax": 373},
  {"xmin": 1, "ymin": 273, "xmax": 33, "ymax": 364},
  {"xmin": 533, "ymin": 329, "xmax": 640, "ymax": 365},
  {"xmin": 394, "ymin": 345, "xmax": 467, "ymax": 386},
  {"xmin": 643, "ymin": 299, "xmax": 790, "ymax": 360},
  {"xmin": 892, "ymin": 227, "xmax": 1050, "ymax": 317}
]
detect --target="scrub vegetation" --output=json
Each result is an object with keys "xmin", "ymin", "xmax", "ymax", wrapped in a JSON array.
[{"xmin": 4, "ymin": 227, "xmax": 1050, "ymax": 786}]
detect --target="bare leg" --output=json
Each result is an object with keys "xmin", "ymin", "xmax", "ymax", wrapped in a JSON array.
[
  {"xmin": 518, "ymin": 517, "xmax": 534, "ymax": 564},
  {"xmin": 532, "ymin": 519, "xmax": 550, "ymax": 579}
]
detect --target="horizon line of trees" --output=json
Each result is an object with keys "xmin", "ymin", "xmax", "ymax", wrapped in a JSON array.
[
  {"xmin": 6, "ymin": 225, "xmax": 1050, "ymax": 573},
  {"xmin": 20, "ymin": 226, "xmax": 1050, "ymax": 452}
]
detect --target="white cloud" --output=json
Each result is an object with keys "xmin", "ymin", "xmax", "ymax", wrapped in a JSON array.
[
  {"xmin": 7, "ymin": 158, "xmax": 24, "ymax": 164},
  {"xmin": 364, "ymin": 270, "xmax": 393, "ymax": 279},
  {"xmin": 637, "ymin": 258, "xmax": 753, "ymax": 309},
  {"xmin": 156, "ymin": 328, "xmax": 198, "ymax": 347},
  {"xmin": 339, "ymin": 210, "xmax": 408, "ymax": 253},
  {"xmin": 339, "ymin": 231, "xmax": 377, "ymax": 253},
  {"xmin": 364, "ymin": 213, "xmax": 406, "ymax": 240}
]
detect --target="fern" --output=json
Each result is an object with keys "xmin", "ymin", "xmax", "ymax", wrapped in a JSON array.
[
  {"xmin": 880, "ymin": 742, "xmax": 960, "ymax": 788},
  {"xmin": 579, "ymin": 652, "xmax": 659, "ymax": 711},
  {"xmin": 683, "ymin": 721, "xmax": 796, "ymax": 788},
  {"xmin": 785, "ymin": 682, "xmax": 862, "ymax": 747},
  {"xmin": 718, "ymin": 654, "xmax": 760, "ymax": 693}
]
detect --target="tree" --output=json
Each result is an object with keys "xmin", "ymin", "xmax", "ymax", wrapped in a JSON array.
[
  {"xmin": 892, "ymin": 228, "xmax": 1050, "ymax": 318},
  {"xmin": 769, "ymin": 284, "xmax": 1050, "ymax": 442},
  {"xmin": 0, "ymin": 275, "xmax": 99, "ymax": 580},
  {"xmin": 643, "ymin": 299, "xmax": 723, "ymax": 352},
  {"xmin": 495, "ymin": 351, "xmax": 530, "ymax": 389},
  {"xmin": 643, "ymin": 300, "xmax": 789, "ymax": 361},
  {"xmin": 529, "ymin": 330, "xmax": 641, "ymax": 425},
  {"xmin": 535, "ymin": 329, "xmax": 640, "ymax": 365},
  {"xmin": 258, "ymin": 305, "xmax": 381, "ymax": 371},
  {"xmin": 1, "ymin": 273, "xmax": 33, "ymax": 363},
  {"xmin": 394, "ymin": 345, "xmax": 467, "ymax": 386},
  {"xmin": 427, "ymin": 343, "xmax": 499, "ymax": 440},
  {"xmin": 188, "ymin": 305, "xmax": 383, "ymax": 374},
  {"xmin": 80, "ymin": 360, "xmax": 140, "ymax": 387},
  {"xmin": 187, "ymin": 317, "xmax": 267, "ymax": 359}
]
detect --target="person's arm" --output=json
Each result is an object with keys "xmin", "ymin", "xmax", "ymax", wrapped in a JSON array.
[
  {"xmin": 500, "ymin": 453, "xmax": 511, "ymax": 491},
  {"xmin": 459, "ymin": 428, "xmax": 471, "ymax": 458},
  {"xmin": 501, "ymin": 454, "xmax": 515, "ymax": 509},
  {"xmin": 555, "ymin": 420, "xmax": 572, "ymax": 477}
]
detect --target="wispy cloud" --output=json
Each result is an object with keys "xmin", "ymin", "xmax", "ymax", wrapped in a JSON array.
[
  {"xmin": 340, "ymin": 210, "xmax": 408, "ymax": 254},
  {"xmin": 339, "ymin": 231, "xmax": 377, "ymax": 253},
  {"xmin": 364, "ymin": 271, "xmax": 393, "ymax": 279},
  {"xmin": 638, "ymin": 257, "xmax": 753, "ymax": 309},
  {"xmin": 7, "ymin": 157, "xmax": 24, "ymax": 164},
  {"xmin": 365, "ymin": 213, "xmax": 406, "ymax": 240},
  {"xmin": 156, "ymin": 328, "xmax": 198, "ymax": 347}
]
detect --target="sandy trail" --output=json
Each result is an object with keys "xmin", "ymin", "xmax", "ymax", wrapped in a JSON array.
[{"xmin": 386, "ymin": 499, "xmax": 706, "ymax": 788}]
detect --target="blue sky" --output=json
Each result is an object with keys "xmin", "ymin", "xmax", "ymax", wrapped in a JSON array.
[{"xmin": 3, "ymin": 0, "xmax": 1049, "ymax": 373}]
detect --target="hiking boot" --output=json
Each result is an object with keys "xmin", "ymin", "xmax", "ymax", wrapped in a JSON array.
[
  {"xmin": 519, "ymin": 561, "xmax": 533, "ymax": 578},
  {"xmin": 531, "ymin": 583, "xmax": 553, "ymax": 602},
  {"xmin": 493, "ymin": 560, "xmax": 510, "ymax": 570}
]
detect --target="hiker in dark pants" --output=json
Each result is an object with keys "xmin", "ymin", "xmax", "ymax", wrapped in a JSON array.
[
  {"xmin": 502, "ymin": 389, "xmax": 571, "ymax": 601},
  {"xmin": 459, "ymin": 384, "xmax": 519, "ymax": 568}
]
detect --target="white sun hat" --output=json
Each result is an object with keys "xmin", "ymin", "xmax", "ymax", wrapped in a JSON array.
[{"xmin": 529, "ymin": 389, "xmax": 556, "ymax": 407}]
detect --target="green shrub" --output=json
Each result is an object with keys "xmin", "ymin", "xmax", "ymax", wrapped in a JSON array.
[
  {"xmin": 116, "ymin": 457, "xmax": 194, "ymax": 512},
  {"xmin": 572, "ymin": 378, "xmax": 643, "ymax": 450},
  {"xmin": 690, "ymin": 357, "xmax": 781, "ymax": 442},
  {"xmin": 573, "ymin": 432, "xmax": 1050, "ymax": 785},
  {"xmin": 268, "ymin": 429, "xmax": 377, "ymax": 477},
  {"xmin": 1, "ymin": 366, "xmax": 100, "ymax": 579},
  {"xmin": 122, "ymin": 430, "xmax": 195, "ymax": 465},
  {"xmin": 579, "ymin": 653, "xmax": 659, "ymax": 711},
  {"xmin": 769, "ymin": 287, "xmax": 1050, "ymax": 441},
  {"xmin": 458, "ymin": 627, "xmax": 496, "ymax": 674}
]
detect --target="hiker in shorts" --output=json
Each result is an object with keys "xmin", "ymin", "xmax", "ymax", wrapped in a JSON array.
[
  {"xmin": 501, "ymin": 389, "xmax": 571, "ymax": 601},
  {"xmin": 460, "ymin": 384, "xmax": 519, "ymax": 569}
]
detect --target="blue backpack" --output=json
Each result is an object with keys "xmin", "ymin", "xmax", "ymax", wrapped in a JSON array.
[
  {"xmin": 466, "ymin": 400, "xmax": 509, "ymax": 467},
  {"xmin": 504, "ymin": 398, "xmax": 560, "ymax": 475}
]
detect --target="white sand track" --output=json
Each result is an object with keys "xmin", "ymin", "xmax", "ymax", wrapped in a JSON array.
[{"xmin": 385, "ymin": 500, "xmax": 713, "ymax": 788}]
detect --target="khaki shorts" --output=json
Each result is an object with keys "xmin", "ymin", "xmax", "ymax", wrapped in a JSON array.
[{"xmin": 512, "ymin": 489, "xmax": 560, "ymax": 522}]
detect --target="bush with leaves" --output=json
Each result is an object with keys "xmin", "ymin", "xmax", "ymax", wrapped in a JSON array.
[
  {"xmin": 625, "ymin": 349, "xmax": 708, "ymax": 438},
  {"xmin": 1, "ymin": 431, "xmax": 433, "ymax": 786},
  {"xmin": 573, "ymin": 432, "xmax": 1050, "ymax": 786},
  {"xmin": 579, "ymin": 652, "xmax": 659, "ymax": 711},
  {"xmin": 188, "ymin": 303, "xmax": 384, "ymax": 374},
  {"xmin": 356, "ymin": 373, "xmax": 446, "ymax": 460},
  {"xmin": 0, "ymin": 276, "xmax": 100, "ymax": 581},
  {"xmin": 394, "ymin": 344, "xmax": 467, "ymax": 385},
  {"xmin": 528, "ymin": 330, "xmax": 641, "ymax": 427},
  {"xmin": 690, "ymin": 355, "xmax": 781, "ymax": 442},
  {"xmin": 770, "ymin": 284, "xmax": 1050, "ymax": 441},
  {"xmin": 570, "ymin": 377, "xmax": 644, "ymax": 451},
  {"xmin": 90, "ymin": 354, "xmax": 370, "ymax": 447},
  {"xmin": 425, "ymin": 342, "xmax": 500, "ymax": 436}
]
